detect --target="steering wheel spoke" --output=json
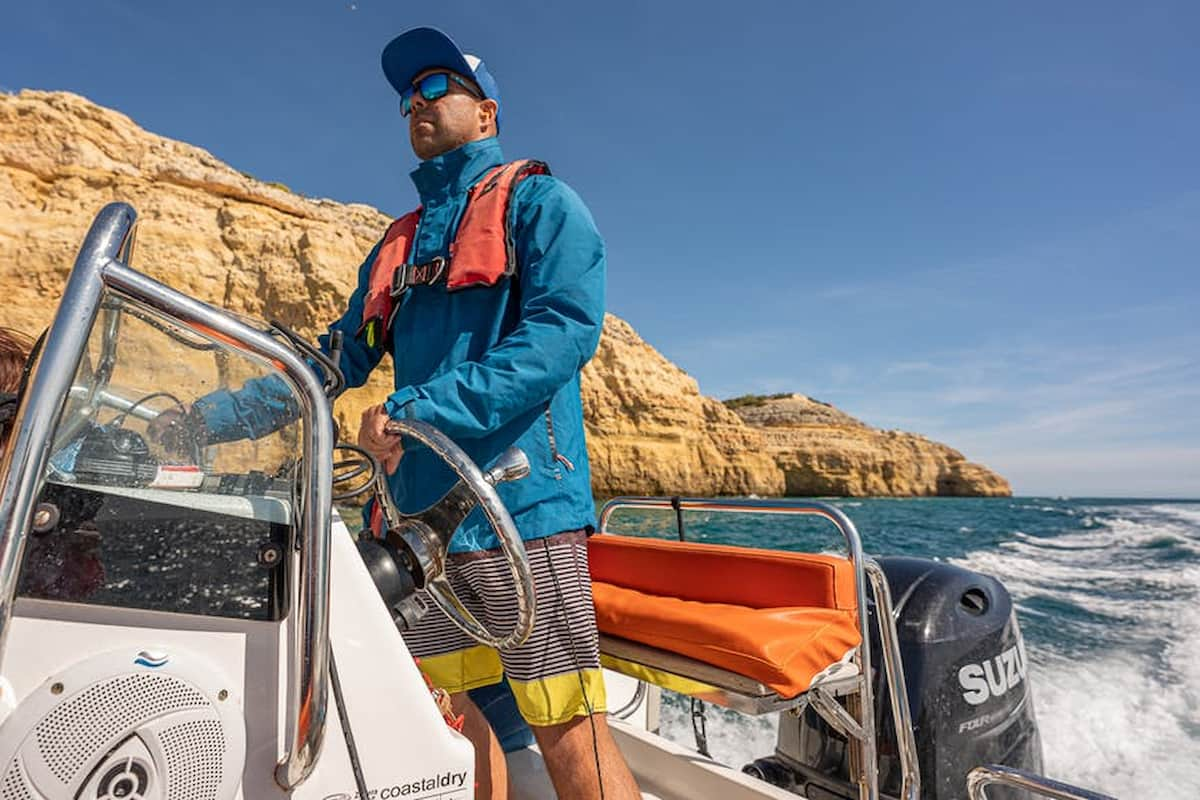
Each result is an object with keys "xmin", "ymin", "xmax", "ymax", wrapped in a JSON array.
[{"xmin": 376, "ymin": 420, "xmax": 535, "ymax": 650}]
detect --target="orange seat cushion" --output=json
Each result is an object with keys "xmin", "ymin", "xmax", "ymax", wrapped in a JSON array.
[{"xmin": 588, "ymin": 535, "xmax": 862, "ymax": 698}]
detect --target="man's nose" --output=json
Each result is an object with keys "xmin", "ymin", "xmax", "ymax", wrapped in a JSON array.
[{"xmin": 410, "ymin": 92, "xmax": 428, "ymax": 113}]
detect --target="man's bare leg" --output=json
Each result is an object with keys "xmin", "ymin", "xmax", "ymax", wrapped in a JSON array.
[
  {"xmin": 450, "ymin": 692, "xmax": 509, "ymax": 800},
  {"xmin": 532, "ymin": 713, "xmax": 640, "ymax": 799}
]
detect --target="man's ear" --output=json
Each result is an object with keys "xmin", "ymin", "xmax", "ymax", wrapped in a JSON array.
[{"xmin": 478, "ymin": 98, "xmax": 498, "ymax": 133}]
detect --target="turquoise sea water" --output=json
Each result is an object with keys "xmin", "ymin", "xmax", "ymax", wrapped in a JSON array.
[{"xmin": 602, "ymin": 497, "xmax": 1200, "ymax": 797}]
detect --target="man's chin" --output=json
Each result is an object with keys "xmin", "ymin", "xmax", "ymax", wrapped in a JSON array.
[{"xmin": 411, "ymin": 134, "xmax": 443, "ymax": 161}]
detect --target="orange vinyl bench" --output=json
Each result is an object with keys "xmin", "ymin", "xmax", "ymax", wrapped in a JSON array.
[{"xmin": 588, "ymin": 533, "xmax": 863, "ymax": 711}]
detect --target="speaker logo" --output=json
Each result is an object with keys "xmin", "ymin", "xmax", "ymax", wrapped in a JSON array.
[{"xmin": 132, "ymin": 650, "xmax": 169, "ymax": 669}]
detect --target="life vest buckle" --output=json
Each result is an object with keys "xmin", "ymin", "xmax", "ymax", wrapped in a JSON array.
[{"xmin": 390, "ymin": 256, "xmax": 447, "ymax": 299}]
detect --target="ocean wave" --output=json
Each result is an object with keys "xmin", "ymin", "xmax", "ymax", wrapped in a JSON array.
[
  {"xmin": 958, "ymin": 503, "xmax": 1200, "ymax": 793},
  {"xmin": 1033, "ymin": 651, "xmax": 1200, "ymax": 795},
  {"xmin": 1146, "ymin": 503, "xmax": 1200, "ymax": 526}
]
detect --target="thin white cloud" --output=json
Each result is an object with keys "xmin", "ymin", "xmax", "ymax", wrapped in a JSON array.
[{"xmin": 883, "ymin": 361, "xmax": 943, "ymax": 377}]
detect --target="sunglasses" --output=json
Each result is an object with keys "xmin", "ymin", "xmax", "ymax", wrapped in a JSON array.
[{"xmin": 400, "ymin": 72, "xmax": 482, "ymax": 117}]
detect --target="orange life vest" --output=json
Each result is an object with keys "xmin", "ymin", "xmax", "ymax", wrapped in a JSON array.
[{"xmin": 357, "ymin": 159, "xmax": 550, "ymax": 348}]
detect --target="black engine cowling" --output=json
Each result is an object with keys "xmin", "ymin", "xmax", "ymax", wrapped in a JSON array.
[{"xmin": 745, "ymin": 556, "xmax": 1043, "ymax": 800}]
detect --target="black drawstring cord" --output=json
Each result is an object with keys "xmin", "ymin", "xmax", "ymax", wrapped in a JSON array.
[{"xmin": 544, "ymin": 535, "xmax": 606, "ymax": 800}]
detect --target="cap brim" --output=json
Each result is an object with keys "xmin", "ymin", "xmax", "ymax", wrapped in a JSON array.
[{"xmin": 381, "ymin": 27, "xmax": 475, "ymax": 96}]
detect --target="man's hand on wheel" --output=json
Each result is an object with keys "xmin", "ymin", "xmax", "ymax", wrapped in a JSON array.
[
  {"xmin": 359, "ymin": 404, "xmax": 404, "ymax": 474},
  {"xmin": 146, "ymin": 406, "xmax": 206, "ymax": 459}
]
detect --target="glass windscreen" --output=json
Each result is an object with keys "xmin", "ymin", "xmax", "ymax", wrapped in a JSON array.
[{"xmin": 18, "ymin": 292, "xmax": 303, "ymax": 620}]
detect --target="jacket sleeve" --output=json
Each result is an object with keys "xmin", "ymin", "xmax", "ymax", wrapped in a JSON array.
[
  {"xmin": 319, "ymin": 239, "xmax": 387, "ymax": 389},
  {"xmin": 194, "ymin": 241, "xmax": 386, "ymax": 443},
  {"xmin": 384, "ymin": 176, "xmax": 605, "ymax": 439}
]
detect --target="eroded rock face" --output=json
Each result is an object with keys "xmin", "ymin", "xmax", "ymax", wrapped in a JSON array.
[
  {"xmin": 582, "ymin": 316, "xmax": 783, "ymax": 497},
  {"xmin": 0, "ymin": 90, "xmax": 1009, "ymax": 498},
  {"xmin": 730, "ymin": 394, "xmax": 1011, "ymax": 497},
  {"xmin": 0, "ymin": 89, "xmax": 395, "ymax": 441}
]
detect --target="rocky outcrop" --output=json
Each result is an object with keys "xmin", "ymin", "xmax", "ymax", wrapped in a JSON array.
[
  {"xmin": 582, "ymin": 317, "xmax": 783, "ymax": 497},
  {"xmin": 0, "ymin": 90, "xmax": 1009, "ymax": 497},
  {"xmin": 0, "ymin": 89, "xmax": 396, "ymax": 441},
  {"xmin": 730, "ymin": 394, "xmax": 1011, "ymax": 497}
]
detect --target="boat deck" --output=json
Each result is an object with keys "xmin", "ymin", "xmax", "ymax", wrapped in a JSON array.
[{"xmin": 506, "ymin": 719, "xmax": 801, "ymax": 800}]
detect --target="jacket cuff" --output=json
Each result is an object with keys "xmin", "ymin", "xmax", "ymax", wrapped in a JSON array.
[
  {"xmin": 192, "ymin": 390, "xmax": 238, "ymax": 442},
  {"xmin": 384, "ymin": 386, "xmax": 420, "ymax": 420}
]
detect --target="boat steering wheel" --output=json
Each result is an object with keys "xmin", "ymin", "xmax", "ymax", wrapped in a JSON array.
[{"xmin": 372, "ymin": 419, "xmax": 536, "ymax": 650}]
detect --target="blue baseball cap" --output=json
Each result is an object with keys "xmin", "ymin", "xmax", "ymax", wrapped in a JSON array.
[{"xmin": 381, "ymin": 27, "xmax": 502, "ymax": 125}]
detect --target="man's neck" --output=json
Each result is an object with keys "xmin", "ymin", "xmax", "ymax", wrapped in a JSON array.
[{"xmin": 411, "ymin": 137, "xmax": 503, "ymax": 200}]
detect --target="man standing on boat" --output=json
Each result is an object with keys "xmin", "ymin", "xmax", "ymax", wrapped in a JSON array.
[
  {"xmin": 338, "ymin": 27, "xmax": 636, "ymax": 800},
  {"xmin": 152, "ymin": 26, "xmax": 635, "ymax": 798}
]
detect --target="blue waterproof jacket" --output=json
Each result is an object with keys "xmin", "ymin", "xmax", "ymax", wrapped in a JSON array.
[{"xmin": 196, "ymin": 137, "xmax": 605, "ymax": 552}]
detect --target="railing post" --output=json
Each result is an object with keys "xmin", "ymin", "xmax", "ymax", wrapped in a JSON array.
[{"xmin": 967, "ymin": 765, "xmax": 1117, "ymax": 800}]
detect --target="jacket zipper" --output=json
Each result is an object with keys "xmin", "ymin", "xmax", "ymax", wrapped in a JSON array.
[{"xmin": 543, "ymin": 408, "xmax": 573, "ymax": 476}]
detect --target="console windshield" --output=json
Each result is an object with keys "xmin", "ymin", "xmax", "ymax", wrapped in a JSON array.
[{"xmin": 18, "ymin": 293, "xmax": 302, "ymax": 619}]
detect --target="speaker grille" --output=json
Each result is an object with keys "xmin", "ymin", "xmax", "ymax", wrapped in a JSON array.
[
  {"xmin": 159, "ymin": 719, "xmax": 225, "ymax": 800},
  {"xmin": 1, "ymin": 759, "xmax": 34, "ymax": 800},
  {"xmin": 34, "ymin": 673, "xmax": 208, "ymax": 783}
]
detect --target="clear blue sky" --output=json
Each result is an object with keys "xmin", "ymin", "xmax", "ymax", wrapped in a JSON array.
[{"xmin": 3, "ymin": 1, "xmax": 1197, "ymax": 497}]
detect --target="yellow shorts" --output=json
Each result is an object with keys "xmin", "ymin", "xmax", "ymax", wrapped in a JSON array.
[{"xmin": 401, "ymin": 529, "xmax": 606, "ymax": 727}]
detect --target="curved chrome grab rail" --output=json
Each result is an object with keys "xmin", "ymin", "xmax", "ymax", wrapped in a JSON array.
[
  {"xmin": 864, "ymin": 559, "xmax": 919, "ymax": 800},
  {"xmin": 0, "ymin": 203, "xmax": 336, "ymax": 790},
  {"xmin": 968, "ymin": 765, "xmax": 1117, "ymax": 800},
  {"xmin": 0, "ymin": 209, "xmax": 130, "ymax": 658},
  {"xmin": 611, "ymin": 680, "xmax": 648, "ymax": 721},
  {"xmin": 598, "ymin": 496, "xmax": 883, "ymax": 800}
]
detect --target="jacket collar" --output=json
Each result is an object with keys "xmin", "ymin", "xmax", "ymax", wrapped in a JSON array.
[{"xmin": 410, "ymin": 137, "xmax": 504, "ymax": 203}]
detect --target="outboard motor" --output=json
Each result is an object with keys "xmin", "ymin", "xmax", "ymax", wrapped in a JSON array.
[{"xmin": 745, "ymin": 557, "xmax": 1043, "ymax": 800}]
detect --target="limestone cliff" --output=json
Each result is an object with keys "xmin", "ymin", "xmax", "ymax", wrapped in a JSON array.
[
  {"xmin": 582, "ymin": 317, "xmax": 782, "ymax": 496},
  {"xmin": 0, "ymin": 88, "xmax": 396, "ymax": 446},
  {"xmin": 730, "ymin": 394, "xmax": 1011, "ymax": 497},
  {"xmin": 0, "ymin": 90, "xmax": 1009, "ymax": 497}
]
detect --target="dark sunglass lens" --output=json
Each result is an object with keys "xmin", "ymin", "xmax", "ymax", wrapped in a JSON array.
[
  {"xmin": 419, "ymin": 72, "xmax": 450, "ymax": 101},
  {"xmin": 400, "ymin": 88, "xmax": 414, "ymax": 116}
]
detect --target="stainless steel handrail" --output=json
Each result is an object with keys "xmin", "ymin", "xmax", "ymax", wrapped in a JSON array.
[
  {"xmin": 864, "ymin": 559, "xmax": 919, "ymax": 800},
  {"xmin": 967, "ymin": 765, "xmax": 1118, "ymax": 800},
  {"xmin": 598, "ymin": 496, "xmax": 881, "ymax": 800},
  {"xmin": 0, "ymin": 207, "xmax": 126, "ymax": 659},
  {"xmin": 612, "ymin": 680, "xmax": 648, "ymax": 721},
  {"xmin": 67, "ymin": 385, "xmax": 165, "ymax": 421},
  {"xmin": 0, "ymin": 203, "xmax": 336, "ymax": 789}
]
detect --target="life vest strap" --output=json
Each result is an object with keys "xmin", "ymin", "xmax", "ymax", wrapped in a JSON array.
[
  {"xmin": 358, "ymin": 159, "xmax": 550, "ymax": 346},
  {"xmin": 390, "ymin": 256, "xmax": 448, "ymax": 299}
]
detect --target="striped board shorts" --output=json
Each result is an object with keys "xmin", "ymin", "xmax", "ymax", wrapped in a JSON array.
[{"xmin": 402, "ymin": 529, "xmax": 606, "ymax": 727}]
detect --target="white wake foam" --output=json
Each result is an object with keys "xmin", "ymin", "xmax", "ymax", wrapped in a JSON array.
[
  {"xmin": 955, "ymin": 503, "xmax": 1200, "ymax": 795},
  {"xmin": 656, "ymin": 697, "xmax": 778, "ymax": 771},
  {"xmin": 1033, "ymin": 650, "xmax": 1200, "ymax": 795}
]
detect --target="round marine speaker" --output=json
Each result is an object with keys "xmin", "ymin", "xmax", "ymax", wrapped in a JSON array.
[{"xmin": 0, "ymin": 648, "xmax": 245, "ymax": 800}]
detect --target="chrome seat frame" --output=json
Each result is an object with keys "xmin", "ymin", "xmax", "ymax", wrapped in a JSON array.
[{"xmin": 597, "ymin": 496, "xmax": 920, "ymax": 800}]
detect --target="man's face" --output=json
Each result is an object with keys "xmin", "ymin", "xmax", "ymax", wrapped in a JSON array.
[{"xmin": 407, "ymin": 68, "xmax": 497, "ymax": 160}]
